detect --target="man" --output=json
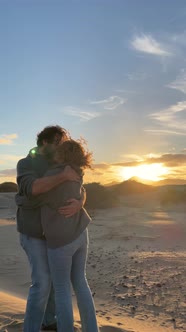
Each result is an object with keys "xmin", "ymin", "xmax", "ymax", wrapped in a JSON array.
[{"xmin": 16, "ymin": 125, "xmax": 85, "ymax": 332}]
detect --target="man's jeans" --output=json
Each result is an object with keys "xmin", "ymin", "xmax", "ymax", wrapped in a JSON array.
[
  {"xmin": 20, "ymin": 234, "xmax": 56, "ymax": 332},
  {"xmin": 48, "ymin": 229, "xmax": 99, "ymax": 332}
]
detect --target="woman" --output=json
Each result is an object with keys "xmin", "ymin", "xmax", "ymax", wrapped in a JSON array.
[{"xmin": 40, "ymin": 139, "xmax": 99, "ymax": 332}]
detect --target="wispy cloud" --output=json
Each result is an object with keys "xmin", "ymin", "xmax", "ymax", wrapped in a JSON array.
[
  {"xmin": 145, "ymin": 129, "xmax": 186, "ymax": 136},
  {"xmin": 145, "ymin": 154, "xmax": 186, "ymax": 167},
  {"xmin": 0, "ymin": 134, "xmax": 18, "ymax": 145},
  {"xmin": 0, "ymin": 154, "xmax": 23, "ymax": 163},
  {"xmin": 0, "ymin": 155, "xmax": 23, "ymax": 178},
  {"xmin": 148, "ymin": 101, "xmax": 186, "ymax": 134},
  {"xmin": 0, "ymin": 168, "xmax": 16, "ymax": 177},
  {"xmin": 120, "ymin": 154, "xmax": 145, "ymax": 162},
  {"xmin": 63, "ymin": 107, "xmax": 100, "ymax": 122},
  {"xmin": 83, "ymin": 153, "xmax": 186, "ymax": 184},
  {"xmin": 90, "ymin": 96, "xmax": 126, "ymax": 110},
  {"xmin": 113, "ymin": 153, "xmax": 186, "ymax": 167},
  {"xmin": 131, "ymin": 34, "xmax": 171, "ymax": 56},
  {"xmin": 93, "ymin": 163, "xmax": 110, "ymax": 170},
  {"xmin": 168, "ymin": 70, "xmax": 186, "ymax": 94}
]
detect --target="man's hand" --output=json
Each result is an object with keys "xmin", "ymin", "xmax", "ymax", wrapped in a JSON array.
[
  {"xmin": 58, "ymin": 198, "xmax": 82, "ymax": 218},
  {"xmin": 60, "ymin": 165, "xmax": 80, "ymax": 183},
  {"xmin": 31, "ymin": 165, "xmax": 80, "ymax": 196}
]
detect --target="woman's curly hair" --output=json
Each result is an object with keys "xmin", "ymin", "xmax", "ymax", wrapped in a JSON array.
[{"xmin": 55, "ymin": 138, "xmax": 93, "ymax": 171}]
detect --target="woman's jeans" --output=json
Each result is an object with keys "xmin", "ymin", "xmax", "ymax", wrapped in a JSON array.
[
  {"xmin": 20, "ymin": 234, "xmax": 56, "ymax": 332},
  {"xmin": 47, "ymin": 229, "xmax": 99, "ymax": 332}
]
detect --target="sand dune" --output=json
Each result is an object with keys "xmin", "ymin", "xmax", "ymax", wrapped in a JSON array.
[
  {"xmin": 0, "ymin": 192, "xmax": 186, "ymax": 332},
  {"xmin": 0, "ymin": 292, "xmax": 25, "ymax": 332},
  {"xmin": 0, "ymin": 291, "xmax": 178, "ymax": 332}
]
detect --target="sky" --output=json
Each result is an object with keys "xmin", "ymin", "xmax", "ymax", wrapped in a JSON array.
[{"xmin": 1, "ymin": 0, "xmax": 186, "ymax": 185}]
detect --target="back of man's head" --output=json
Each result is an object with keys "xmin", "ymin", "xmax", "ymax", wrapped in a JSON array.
[{"xmin": 36, "ymin": 125, "xmax": 69, "ymax": 147}]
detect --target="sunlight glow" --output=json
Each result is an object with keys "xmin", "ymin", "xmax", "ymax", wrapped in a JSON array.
[{"xmin": 119, "ymin": 163, "xmax": 169, "ymax": 181}]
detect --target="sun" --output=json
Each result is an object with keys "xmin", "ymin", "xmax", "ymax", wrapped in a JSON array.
[{"xmin": 119, "ymin": 163, "xmax": 169, "ymax": 182}]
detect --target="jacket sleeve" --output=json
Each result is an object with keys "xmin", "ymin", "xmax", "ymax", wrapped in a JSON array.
[{"xmin": 16, "ymin": 157, "xmax": 37, "ymax": 198}]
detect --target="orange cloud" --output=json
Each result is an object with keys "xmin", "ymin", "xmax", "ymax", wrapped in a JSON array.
[{"xmin": 0, "ymin": 134, "xmax": 18, "ymax": 145}]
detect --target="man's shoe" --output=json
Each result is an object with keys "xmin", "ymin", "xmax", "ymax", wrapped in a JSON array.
[{"xmin": 41, "ymin": 323, "xmax": 57, "ymax": 331}]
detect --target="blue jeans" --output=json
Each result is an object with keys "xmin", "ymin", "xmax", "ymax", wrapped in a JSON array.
[
  {"xmin": 20, "ymin": 234, "xmax": 56, "ymax": 332},
  {"xmin": 47, "ymin": 229, "xmax": 99, "ymax": 332}
]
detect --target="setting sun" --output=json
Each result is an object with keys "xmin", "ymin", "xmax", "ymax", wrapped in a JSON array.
[{"xmin": 119, "ymin": 163, "xmax": 169, "ymax": 182}]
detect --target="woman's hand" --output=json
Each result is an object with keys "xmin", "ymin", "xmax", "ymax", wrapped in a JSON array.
[{"xmin": 58, "ymin": 198, "xmax": 82, "ymax": 218}]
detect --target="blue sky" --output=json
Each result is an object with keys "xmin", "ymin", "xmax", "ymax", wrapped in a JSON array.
[{"xmin": 1, "ymin": 0, "xmax": 186, "ymax": 184}]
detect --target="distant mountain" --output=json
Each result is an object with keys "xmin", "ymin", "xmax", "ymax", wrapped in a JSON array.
[
  {"xmin": 108, "ymin": 178, "xmax": 155, "ymax": 195},
  {"xmin": 0, "ymin": 182, "xmax": 18, "ymax": 192},
  {"xmin": 104, "ymin": 180, "xmax": 120, "ymax": 187},
  {"xmin": 127, "ymin": 176, "xmax": 155, "ymax": 185},
  {"xmin": 154, "ymin": 178, "xmax": 186, "ymax": 186},
  {"xmin": 124, "ymin": 177, "xmax": 186, "ymax": 187}
]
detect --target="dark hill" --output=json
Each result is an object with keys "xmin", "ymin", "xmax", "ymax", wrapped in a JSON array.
[
  {"xmin": 0, "ymin": 182, "xmax": 18, "ymax": 192},
  {"xmin": 108, "ymin": 179, "xmax": 155, "ymax": 195},
  {"xmin": 84, "ymin": 182, "xmax": 117, "ymax": 209}
]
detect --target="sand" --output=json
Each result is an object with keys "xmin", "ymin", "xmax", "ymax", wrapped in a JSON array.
[{"xmin": 0, "ymin": 192, "xmax": 186, "ymax": 332}]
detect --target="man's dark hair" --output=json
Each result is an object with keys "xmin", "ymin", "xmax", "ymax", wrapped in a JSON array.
[{"xmin": 36, "ymin": 125, "xmax": 69, "ymax": 147}]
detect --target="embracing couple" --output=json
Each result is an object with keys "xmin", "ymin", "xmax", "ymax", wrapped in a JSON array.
[{"xmin": 15, "ymin": 125, "xmax": 99, "ymax": 332}]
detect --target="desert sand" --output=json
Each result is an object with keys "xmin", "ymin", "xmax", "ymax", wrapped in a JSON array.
[{"xmin": 0, "ymin": 191, "xmax": 186, "ymax": 332}]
